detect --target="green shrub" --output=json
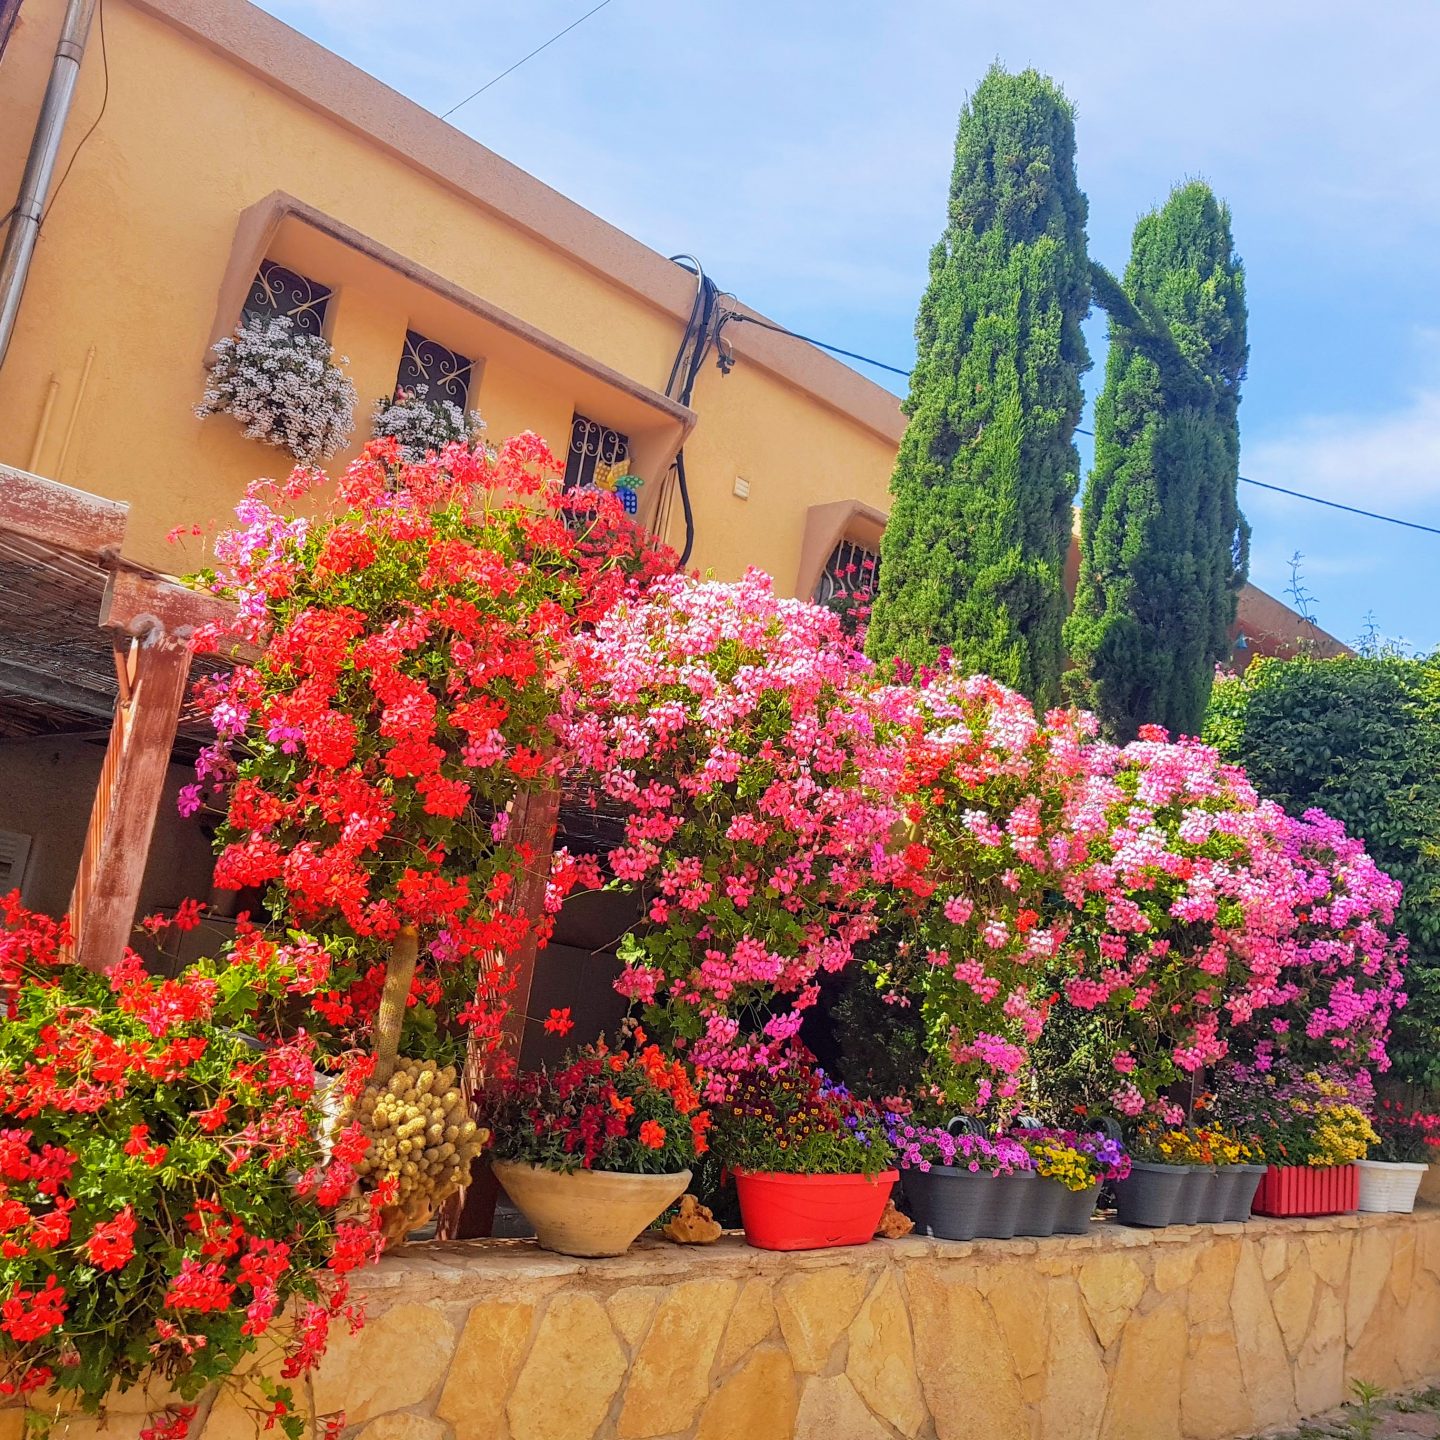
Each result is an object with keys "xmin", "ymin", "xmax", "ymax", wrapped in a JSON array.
[{"xmin": 1205, "ymin": 652, "xmax": 1440, "ymax": 1087}]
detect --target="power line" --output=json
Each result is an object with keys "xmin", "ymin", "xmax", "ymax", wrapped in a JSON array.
[
  {"xmin": 1234, "ymin": 476, "xmax": 1440, "ymax": 537},
  {"xmin": 440, "ymin": 0, "xmax": 615, "ymax": 120},
  {"xmin": 1071, "ymin": 427, "xmax": 1440, "ymax": 536},
  {"xmin": 726, "ymin": 315, "xmax": 1440, "ymax": 538},
  {"xmin": 720, "ymin": 312, "xmax": 913, "ymax": 379}
]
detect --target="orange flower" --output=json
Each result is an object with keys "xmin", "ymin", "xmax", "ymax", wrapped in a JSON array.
[
  {"xmin": 610, "ymin": 1094, "xmax": 635, "ymax": 1119},
  {"xmin": 638, "ymin": 1120, "xmax": 666, "ymax": 1150},
  {"xmin": 690, "ymin": 1111, "xmax": 711, "ymax": 1157}
]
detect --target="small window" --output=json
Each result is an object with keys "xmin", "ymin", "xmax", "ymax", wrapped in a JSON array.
[
  {"xmin": 564, "ymin": 414, "xmax": 629, "ymax": 493},
  {"xmin": 814, "ymin": 539, "xmax": 880, "ymax": 605},
  {"xmin": 396, "ymin": 330, "xmax": 474, "ymax": 409},
  {"xmin": 0, "ymin": 829, "xmax": 31, "ymax": 895},
  {"xmin": 242, "ymin": 259, "xmax": 332, "ymax": 337}
]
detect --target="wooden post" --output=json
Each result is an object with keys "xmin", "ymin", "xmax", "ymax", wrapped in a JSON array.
[
  {"xmin": 69, "ymin": 632, "xmax": 191, "ymax": 973},
  {"xmin": 439, "ymin": 780, "xmax": 563, "ymax": 1240}
]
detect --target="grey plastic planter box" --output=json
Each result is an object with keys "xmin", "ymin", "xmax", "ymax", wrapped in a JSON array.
[
  {"xmin": 1055, "ymin": 1182, "xmax": 1100, "ymax": 1234},
  {"xmin": 1225, "ymin": 1163, "xmax": 1267, "ymax": 1221},
  {"xmin": 1015, "ymin": 1176, "xmax": 1065, "ymax": 1237},
  {"xmin": 902, "ymin": 1166, "xmax": 1035, "ymax": 1241},
  {"xmin": 1114, "ymin": 1161, "xmax": 1191, "ymax": 1227},
  {"xmin": 1176, "ymin": 1166, "xmax": 1221, "ymax": 1225}
]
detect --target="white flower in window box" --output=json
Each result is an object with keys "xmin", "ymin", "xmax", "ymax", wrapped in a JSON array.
[
  {"xmin": 370, "ymin": 385, "xmax": 486, "ymax": 464},
  {"xmin": 196, "ymin": 314, "xmax": 357, "ymax": 464}
]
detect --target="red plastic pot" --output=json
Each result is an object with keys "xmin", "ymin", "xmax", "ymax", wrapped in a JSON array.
[
  {"xmin": 732, "ymin": 1168, "xmax": 898, "ymax": 1251},
  {"xmin": 1251, "ymin": 1163, "xmax": 1358, "ymax": 1218}
]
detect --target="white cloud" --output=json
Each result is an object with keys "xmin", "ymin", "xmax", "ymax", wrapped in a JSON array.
[{"xmin": 1245, "ymin": 387, "xmax": 1440, "ymax": 512}]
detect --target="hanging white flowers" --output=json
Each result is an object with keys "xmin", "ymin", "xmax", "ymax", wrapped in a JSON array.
[
  {"xmin": 370, "ymin": 384, "xmax": 486, "ymax": 463},
  {"xmin": 196, "ymin": 314, "xmax": 356, "ymax": 464}
]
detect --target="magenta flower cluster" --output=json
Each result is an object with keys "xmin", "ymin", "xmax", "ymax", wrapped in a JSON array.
[
  {"xmin": 890, "ymin": 1125, "xmax": 1032, "ymax": 1175},
  {"xmin": 563, "ymin": 570, "xmax": 1407, "ymax": 1117}
]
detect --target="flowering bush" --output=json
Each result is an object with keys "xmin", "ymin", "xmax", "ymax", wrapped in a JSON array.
[
  {"xmin": 1129, "ymin": 1124, "xmax": 1249, "ymax": 1168},
  {"xmin": 0, "ymin": 899, "xmax": 380, "ymax": 1438},
  {"xmin": 870, "ymin": 673, "xmax": 1093, "ymax": 1114},
  {"xmin": 712, "ymin": 1064, "xmax": 894, "ymax": 1176},
  {"xmin": 189, "ymin": 437, "xmax": 673, "ymax": 1074},
  {"xmin": 1211, "ymin": 1062, "xmax": 1377, "ymax": 1167},
  {"xmin": 486, "ymin": 1039, "xmax": 708, "ymax": 1174},
  {"xmin": 856, "ymin": 683, "xmax": 1405, "ymax": 1126},
  {"xmin": 197, "ymin": 315, "xmax": 356, "ymax": 464},
  {"xmin": 889, "ymin": 1125, "xmax": 1030, "ymax": 1176},
  {"xmin": 1232, "ymin": 809, "xmax": 1407, "ymax": 1075},
  {"xmin": 370, "ymin": 386, "xmax": 485, "ymax": 464},
  {"xmin": 563, "ymin": 570, "xmax": 907, "ymax": 1080},
  {"xmin": 1369, "ymin": 1098, "xmax": 1440, "ymax": 1164},
  {"xmin": 1012, "ymin": 1129, "xmax": 1131, "ymax": 1189}
]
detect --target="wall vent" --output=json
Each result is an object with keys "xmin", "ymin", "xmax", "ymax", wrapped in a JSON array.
[{"xmin": 0, "ymin": 829, "xmax": 32, "ymax": 895}]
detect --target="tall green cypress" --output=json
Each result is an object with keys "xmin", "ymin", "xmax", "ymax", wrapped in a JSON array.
[
  {"xmin": 1066, "ymin": 181, "xmax": 1249, "ymax": 740},
  {"xmin": 866, "ymin": 66, "xmax": 1090, "ymax": 706}
]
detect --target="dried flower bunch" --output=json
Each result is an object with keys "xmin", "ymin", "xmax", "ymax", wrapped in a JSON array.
[{"xmin": 197, "ymin": 315, "xmax": 356, "ymax": 463}]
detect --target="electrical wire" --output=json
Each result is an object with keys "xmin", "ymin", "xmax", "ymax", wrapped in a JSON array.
[
  {"xmin": 1070, "ymin": 427, "xmax": 1440, "ymax": 537},
  {"xmin": 664, "ymin": 256, "xmax": 721, "ymax": 568},
  {"xmin": 720, "ymin": 311, "xmax": 913, "ymax": 378},
  {"xmin": 41, "ymin": 0, "xmax": 109, "ymax": 227},
  {"xmin": 725, "ymin": 314, "xmax": 1440, "ymax": 538},
  {"xmin": 440, "ymin": 0, "xmax": 615, "ymax": 120}
]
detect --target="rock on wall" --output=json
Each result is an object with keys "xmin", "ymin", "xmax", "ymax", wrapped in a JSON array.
[{"xmin": 7, "ymin": 1209, "xmax": 1440, "ymax": 1440}]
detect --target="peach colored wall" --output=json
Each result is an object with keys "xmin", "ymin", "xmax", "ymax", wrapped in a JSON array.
[{"xmin": 0, "ymin": 0, "xmax": 901, "ymax": 581}]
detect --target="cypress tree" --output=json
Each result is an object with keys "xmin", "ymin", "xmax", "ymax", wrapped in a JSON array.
[
  {"xmin": 866, "ymin": 66, "xmax": 1090, "ymax": 706},
  {"xmin": 1066, "ymin": 181, "xmax": 1249, "ymax": 740}
]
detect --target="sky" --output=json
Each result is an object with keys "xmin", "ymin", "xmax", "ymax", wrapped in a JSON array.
[{"xmin": 256, "ymin": 0, "xmax": 1440, "ymax": 652}]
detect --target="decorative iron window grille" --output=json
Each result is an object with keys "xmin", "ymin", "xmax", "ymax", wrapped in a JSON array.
[
  {"xmin": 814, "ymin": 539, "xmax": 880, "ymax": 605},
  {"xmin": 396, "ymin": 330, "xmax": 474, "ymax": 408},
  {"xmin": 242, "ymin": 260, "xmax": 332, "ymax": 338},
  {"xmin": 564, "ymin": 414, "xmax": 629, "ymax": 493}
]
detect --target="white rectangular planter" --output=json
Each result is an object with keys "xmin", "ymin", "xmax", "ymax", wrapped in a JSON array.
[{"xmin": 1355, "ymin": 1159, "xmax": 1428, "ymax": 1213}]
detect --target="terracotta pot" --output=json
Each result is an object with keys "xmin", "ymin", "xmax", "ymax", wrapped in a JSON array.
[
  {"xmin": 493, "ymin": 1160, "xmax": 691, "ymax": 1257},
  {"xmin": 733, "ymin": 1168, "xmax": 897, "ymax": 1251},
  {"xmin": 1251, "ymin": 1163, "xmax": 1357, "ymax": 1218}
]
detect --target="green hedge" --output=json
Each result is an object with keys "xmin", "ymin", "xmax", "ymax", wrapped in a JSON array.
[{"xmin": 1206, "ymin": 652, "xmax": 1440, "ymax": 1088}]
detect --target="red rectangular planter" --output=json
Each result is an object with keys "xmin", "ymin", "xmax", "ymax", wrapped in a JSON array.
[{"xmin": 1251, "ymin": 1164, "xmax": 1358, "ymax": 1217}]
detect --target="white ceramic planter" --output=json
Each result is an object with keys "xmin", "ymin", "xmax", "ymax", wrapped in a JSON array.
[
  {"xmin": 1355, "ymin": 1159, "xmax": 1428, "ymax": 1213},
  {"xmin": 493, "ymin": 1160, "xmax": 691, "ymax": 1257}
]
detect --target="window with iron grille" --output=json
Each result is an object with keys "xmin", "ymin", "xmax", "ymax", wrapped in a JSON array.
[
  {"xmin": 242, "ymin": 259, "xmax": 332, "ymax": 337},
  {"xmin": 814, "ymin": 539, "xmax": 880, "ymax": 605},
  {"xmin": 396, "ymin": 330, "xmax": 474, "ymax": 408},
  {"xmin": 564, "ymin": 414, "xmax": 629, "ymax": 492}
]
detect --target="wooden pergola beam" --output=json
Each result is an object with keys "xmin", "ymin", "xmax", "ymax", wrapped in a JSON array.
[
  {"xmin": 102, "ymin": 567, "xmax": 243, "ymax": 642},
  {"xmin": 70, "ymin": 634, "xmax": 192, "ymax": 972},
  {"xmin": 0, "ymin": 463, "xmax": 127, "ymax": 561}
]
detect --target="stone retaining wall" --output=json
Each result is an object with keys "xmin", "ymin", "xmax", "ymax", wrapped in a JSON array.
[{"xmin": 10, "ymin": 1207, "xmax": 1440, "ymax": 1440}]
